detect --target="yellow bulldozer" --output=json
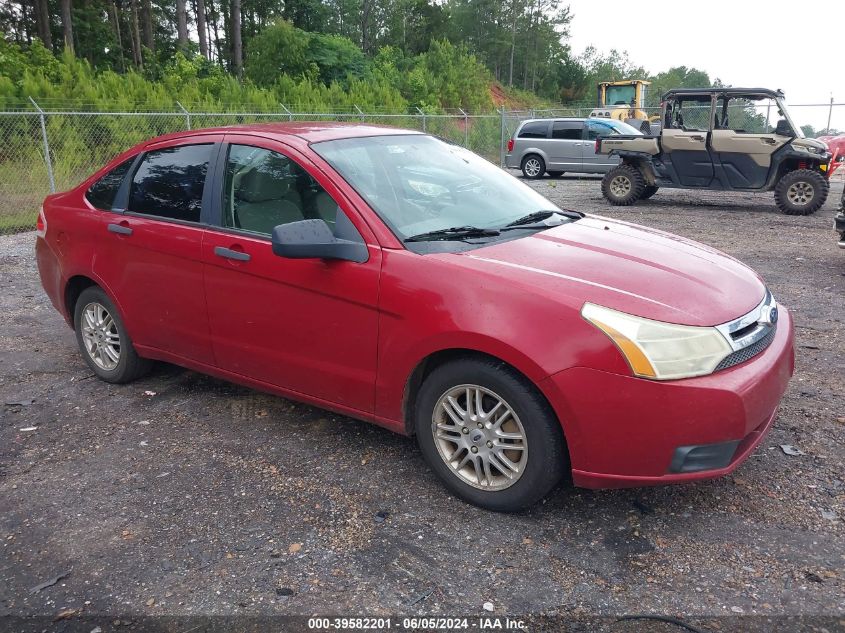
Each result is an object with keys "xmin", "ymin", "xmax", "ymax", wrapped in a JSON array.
[{"xmin": 589, "ymin": 79, "xmax": 660, "ymax": 134}]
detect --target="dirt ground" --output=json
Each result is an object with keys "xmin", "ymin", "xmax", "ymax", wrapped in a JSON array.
[{"xmin": 1, "ymin": 175, "xmax": 844, "ymax": 630}]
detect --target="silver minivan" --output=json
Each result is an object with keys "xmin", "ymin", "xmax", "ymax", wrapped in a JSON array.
[{"xmin": 506, "ymin": 118, "xmax": 643, "ymax": 179}]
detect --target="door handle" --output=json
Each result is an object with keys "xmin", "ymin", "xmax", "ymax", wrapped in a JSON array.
[
  {"xmin": 690, "ymin": 135, "xmax": 705, "ymax": 142},
  {"xmin": 214, "ymin": 246, "xmax": 251, "ymax": 262},
  {"xmin": 107, "ymin": 223, "xmax": 133, "ymax": 236},
  {"xmin": 762, "ymin": 138, "xmax": 777, "ymax": 145}
]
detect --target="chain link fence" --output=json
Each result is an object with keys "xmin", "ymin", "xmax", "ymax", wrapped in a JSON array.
[{"xmin": 1, "ymin": 100, "xmax": 842, "ymax": 234}]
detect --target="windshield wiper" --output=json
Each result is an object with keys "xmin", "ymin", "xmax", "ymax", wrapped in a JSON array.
[
  {"xmin": 404, "ymin": 226, "xmax": 501, "ymax": 243},
  {"xmin": 504, "ymin": 209, "xmax": 583, "ymax": 227}
]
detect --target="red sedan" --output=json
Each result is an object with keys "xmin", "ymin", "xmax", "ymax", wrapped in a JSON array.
[{"xmin": 35, "ymin": 123, "xmax": 795, "ymax": 511}]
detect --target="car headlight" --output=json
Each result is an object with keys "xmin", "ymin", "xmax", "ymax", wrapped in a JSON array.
[{"xmin": 581, "ymin": 303, "xmax": 732, "ymax": 381}]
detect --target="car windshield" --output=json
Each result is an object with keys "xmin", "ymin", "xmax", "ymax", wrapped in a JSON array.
[
  {"xmin": 312, "ymin": 135, "xmax": 563, "ymax": 240},
  {"xmin": 606, "ymin": 85, "xmax": 636, "ymax": 106}
]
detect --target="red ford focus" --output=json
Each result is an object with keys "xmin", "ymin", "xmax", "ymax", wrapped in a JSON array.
[{"xmin": 35, "ymin": 123, "xmax": 795, "ymax": 511}]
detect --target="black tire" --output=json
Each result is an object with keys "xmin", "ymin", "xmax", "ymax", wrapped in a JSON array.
[
  {"xmin": 521, "ymin": 154, "xmax": 545, "ymax": 180},
  {"xmin": 414, "ymin": 357, "xmax": 567, "ymax": 512},
  {"xmin": 601, "ymin": 164, "xmax": 646, "ymax": 206},
  {"xmin": 74, "ymin": 286, "xmax": 152, "ymax": 384},
  {"xmin": 641, "ymin": 185, "xmax": 659, "ymax": 200},
  {"xmin": 774, "ymin": 169, "xmax": 829, "ymax": 215},
  {"xmin": 547, "ymin": 171, "xmax": 564, "ymax": 178}
]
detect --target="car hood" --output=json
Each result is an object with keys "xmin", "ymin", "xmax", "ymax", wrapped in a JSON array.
[{"xmin": 457, "ymin": 216, "xmax": 766, "ymax": 326}]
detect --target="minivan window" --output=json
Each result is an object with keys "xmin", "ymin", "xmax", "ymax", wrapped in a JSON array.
[
  {"xmin": 85, "ymin": 158, "xmax": 134, "ymax": 211},
  {"xmin": 551, "ymin": 122, "xmax": 582, "ymax": 140},
  {"xmin": 128, "ymin": 144, "xmax": 212, "ymax": 222},
  {"xmin": 518, "ymin": 121, "xmax": 549, "ymax": 139},
  {"xmin": 223, "ymin": 144, "xmax": 342, "ymax": 236}
]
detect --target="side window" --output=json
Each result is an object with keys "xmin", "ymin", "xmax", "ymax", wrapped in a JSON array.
[
  {"xmin": 128, "ymin": 144, "xmax": 212, "ymax": 222},
  {"xmin": 224, "ymin": 144, "xmax": 342, "ymax": 236},
  {"xmin": 551, "ymin": 122, "xmax": 582, "ymax": 140},
  {"xmin": 586, "ymin": 121, "xmax": 616, "ymax": 140},
  {"xmin": 518, "ymin": 121, "xmax": 549, "ymax": 139},
  {"xmin": 85, "ymin": 158, "xmax": 134, "ymax": 211}
]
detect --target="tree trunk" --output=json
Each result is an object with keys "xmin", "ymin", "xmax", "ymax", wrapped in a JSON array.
[
  {"xmin": 142, "ymin": 0, "xmax": 154, "ymax": 51},
  {"xmin": 176, "ymin": 0, "xmax": 189, "ymax": 52},
  {"xmin": 195, "ymin": 0, "xmax": 209, "ymax": 59},
  {"xmin": 360, "ymin": 0, "xmax": 372, "ymax": 53},
  {"xmin": 206, "ymin": 0, "xmax": 223, "ymax": 66},
  {"xmin": 33, "ymin": 0, "xmax": 52, "ymax": 49},
  {"xmin": 111, "ymin": 1, "xmax": 125, "ymax": 72},
  {"xmin": 60, "ymin": 0, "xmax": 73, "ymax": 53},
  {"xmin": 229, "ymin": 0, "xmax": 242, "ymax": 78},
  {"xmin": 129, "ymin": 0, "xmax": 143, "ymax": 68}
]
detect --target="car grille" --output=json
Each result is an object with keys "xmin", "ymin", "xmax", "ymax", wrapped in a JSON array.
[{"xmin": 715, "ymin": 325, "xmax": 776, "ymax": 371}]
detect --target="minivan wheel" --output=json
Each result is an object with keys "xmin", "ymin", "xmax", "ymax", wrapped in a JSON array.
[
  {"xmin": 74, "ymin": 286, "xmax": 152, "ymax": 384},
  {"xmin": 601, "ymin": 165, "xmax": 645, "ymax": 206},
  {"xmin": 414, "ymin": 357, "xmax": 566, "ymax": 512},
  {"xmin": 521, "ymin": 155, "xmax": 545, "ymax": 179},
  {"xmin": 774, "ymin": 169, "xmax": 829, "ymax": 215}
]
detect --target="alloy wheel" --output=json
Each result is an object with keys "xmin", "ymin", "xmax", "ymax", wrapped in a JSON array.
[
  {"xmin": 431, "ymin": 384, "xmax": 528, "ymax": 491},
  {"xmin": 523, "ymin": 158, "xmax": 541, "ymax": 178},
  {"xmin": 609, "ymin": 175, "xmax": 632, "ymax": 198},
  {"xmin": 80, "ymin": 302, "xmax": 121, "ymax": 371},
  {"xmin": 786, "ymin": 182, "xmax": 814, "ymax": 206}
]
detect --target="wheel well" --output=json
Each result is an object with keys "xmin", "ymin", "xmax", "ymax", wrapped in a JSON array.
[
  {"xmin": 402, "ymin": 349, "xmax": 560, "ymax": 438},
  {"xmin": 521, "ymin": 153, "xmax": 542, "ymax": 166},
  {"xmin": 64, "ymin": 276, "xmax": 99, "ymax": 327}
]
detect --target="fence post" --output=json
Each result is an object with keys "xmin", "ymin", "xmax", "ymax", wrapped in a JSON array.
[
  {"xmin": 499, "ymin": 106, "xmax": 506, "ymax": 168},
  {"xmin": 280, "ymin": 104, "xmax": 293, "ymax": 122},
  {"xmin": 29, "ymin": 97, "xmax": 55, "ymax": 193},
  {"xmin": 416, "ymin": 107, "xmax": 426, "ymax": 133},
  {"xmin": 827, "ymin": 95, "xmax": 834, "ymax": 134},
  {"xmin": 459, "ymin": 108, "xmax": 468, "ymax": 147},
  {"xmin": 176, "ymin": 100, "xmax": 191, "ymax": 130},
  {"xmin": 354, "ymin": 105, "xmax": 364, "ymax": 122}
]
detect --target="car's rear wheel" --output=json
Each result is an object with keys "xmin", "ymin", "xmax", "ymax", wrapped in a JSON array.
[
  {"xmin": 521, "ymin": 155, "xmax": 545, "ymax": 179},
  {"xmin": 641, "ymin": 185, "xmax": 659, "ymax": 199},
  {"xmin": 547, "ymin": 171, "xmax": 564, "ymax": 178},
  {"xmin": 601, "ymin": 165, "xmax": 645, "ymax": 206},
  {"xmin": 414, "ymin": 357, "xmax": 566, "ymax": 512},
  {"xmin": 74, "ymin": 286, "xmax": 151, "ymax": 384},
  {"xmin": 774, "ymin": 169, "xmax": 829, "ymax": 215}
]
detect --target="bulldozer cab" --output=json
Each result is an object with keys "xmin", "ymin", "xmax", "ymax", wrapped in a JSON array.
[{"xmin": 598, "ymin": 80, "xmax": 650, "ymax": 109}]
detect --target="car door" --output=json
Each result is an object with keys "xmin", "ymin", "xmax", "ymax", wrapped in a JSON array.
[
  {"xmin": 90, "ymin": 136, "xmax": 220, "ymax": 365},
  {"xmin": 201, "ymin": 135, "xmax": 382, "ymax": 414},
  {"xmin": 709, "ymin": 96, "xmax": 789, "ymax": 189},
  {"xmin": 547, "ymin": 121, "xmax": 584, "ymax": 170},
  {"xmin": 661, "ymin": 96, "xmax": 715, "ymax": 187},
  {"xmin": 582, "ymin": 120, "xmax": 622, "ymax": 172}
]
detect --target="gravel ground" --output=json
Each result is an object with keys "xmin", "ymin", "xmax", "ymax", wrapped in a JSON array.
[{"xmin": 1, "ymin": 175, "xmax": 844, "ymax": 630}]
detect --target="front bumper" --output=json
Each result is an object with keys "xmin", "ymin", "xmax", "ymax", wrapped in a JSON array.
[{"xmin": 541, "ymin": 307, "xmax": 795, "ymax": 489}]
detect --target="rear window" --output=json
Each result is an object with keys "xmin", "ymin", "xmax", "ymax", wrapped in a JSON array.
[
  {"xmin": 551, "ymin": 122, "xmax": 582, "ymax": 140},
  {"xmin": 518, "ymin": 121, "xmax": 549, "ymax": 139},
  {"xmin": 85, "ymin": 158, "xmax": 134, "ymax": 211}
]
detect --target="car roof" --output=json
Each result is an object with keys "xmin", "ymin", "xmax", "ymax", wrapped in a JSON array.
[
  {"xmin": 142, "ymin": 121, "xmax": 425, "ymax": 148},
  {"xmin": 663, "ymin": 87, "xmax": 784, "ymax": 99},
  {"xmin": 519, "ymin": 118, "xmax": 586, "ymax": 125}
]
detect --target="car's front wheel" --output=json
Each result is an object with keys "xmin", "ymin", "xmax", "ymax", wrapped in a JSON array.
[
  {"xmin": 521, "ymin": 155, "xmax": 545, "ymax": 179},
  {"xmin": 774, "ymin": 169, "xmax": 829, "ymax": 215},
  {"xmin": 415, "ymin": 357, "xmax": 566, "ymax": 512},
  {"xmin": 74, "ymin": 286, "xmax": 152, "ymax": 384},
  {"xmin": 601, "ymin": 164, "xmax": 645, "ymax": 206}
]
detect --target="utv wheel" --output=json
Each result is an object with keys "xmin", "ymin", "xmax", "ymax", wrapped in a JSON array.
[
  {"xmin": 641, "ymin": 185, "xmax": 659, "ymax": 200},
  {"xmin": 521, "ymin": 155, "xmax": 545, "ymax": 179},
  {"xmin": 774, "ymin": 169, "xmax": 829, "ymax": 215},
  {"xmin": 74, "ymin": 286, "xmax": 152, "ymax": 384},
  {"xmin": 547, "ymin": 171, "xmax": 564, "ymax": 178},
  {"xmin": 601, "ymin": 165, "xmax": 645, "ymax": 206},
  {"xmin": 414, "ymin": 357, "xmax": 566, "ymax": 512}
]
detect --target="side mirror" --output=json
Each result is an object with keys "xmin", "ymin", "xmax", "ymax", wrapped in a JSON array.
[{"xmin": 271, "ymin": 219, "xmax": 368, "ymax": 263}]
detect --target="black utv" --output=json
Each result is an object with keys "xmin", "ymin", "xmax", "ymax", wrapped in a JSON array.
[{"xmin": 596, "ymin": 88, "xmax": 833, "ymax": 215}]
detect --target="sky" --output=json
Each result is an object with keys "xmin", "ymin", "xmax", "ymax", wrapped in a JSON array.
[{"xmin": 565, "ymin": 0, "xmax": 845, "ymax": 132}]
